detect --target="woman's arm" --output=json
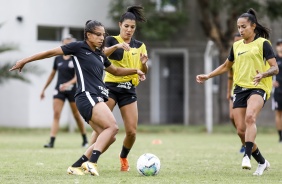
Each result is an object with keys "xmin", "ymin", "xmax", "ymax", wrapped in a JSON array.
[
  {"xmin": 40, "ymin": 70, "xmax": 56, "ymax": 100},
  {"xmin": 140, "ymin": 53, "xmax": 148, "ymax": 74},
  {"xmin": 59, "ymin": 75, "xmax": 77, "ymax": 92},
  {"xmin": 105, "ymin": 64, "xmax": 145, "ymax": 78},
  {"xmin": 196, "ymin": 59, "xmax": 233, "ymax": 83},
  {"xmin": 9, "ymin": 47, "xmax": 64, "ymax": 72},
  {"xmin": 253, "ymin": 58, "xmax": 279, "ymax": 86},
  {"xmin": 104, "ymin": 42, "xmax": 130, "ymax": 57},
  {"xmin": 227, "ymin": 69, "xmax": 233, "ymax": 100}
]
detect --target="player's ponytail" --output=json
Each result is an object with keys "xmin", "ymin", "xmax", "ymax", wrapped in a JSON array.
[
  {"xmin": 119, "ymin": 5, "xmax": 146, "ymax": 23},
  {"xmin": 239, "ymin": 8, "xmax": 270, "ymax": 39}
]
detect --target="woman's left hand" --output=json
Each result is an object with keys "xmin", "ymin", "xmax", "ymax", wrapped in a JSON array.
[
  {"xmin": 9, "ymin": 60, "xmax": 26, "ymax": 72},
  {"xmin": 140, "ymin": 53, "xmax": 148, "ymax": 65},
  {"xmin": 253, "ymin": 70, "xmax": 263, "ymax": 86},
  {"xmin": 136, "ymin": 69, "xmax": 146, "ymax": 81}
]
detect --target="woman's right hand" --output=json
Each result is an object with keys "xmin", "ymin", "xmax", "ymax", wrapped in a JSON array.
[
  {"xmin": 9, "ymin": 60, "xmax": 26, "ymax": 72},
  {"xmin": 196, "ymin": 74, "xmax": 209, "ymax": 83},
  {"xmin": 116, "ymin": 42, "xmax": 130, "ymax": 51},
  {"xmin": 40, "ymin": 91, "xmax": 45, "ymax": 100},
  {"xmin": 273, "ymin": 81, "xmax": 279, "ymax": 88}
]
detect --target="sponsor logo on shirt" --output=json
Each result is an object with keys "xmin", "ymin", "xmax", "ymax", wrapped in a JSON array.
[
  {"xmin": 117, "ymin": 82, "xmax": 132, "ymax": 89},
  {"xmin": 68, "ymin": 61, "xmax": 74, "ymax": 68},
  {"xmin": 58, "ymin": 62, "xmax": 63, "ymax": 66},
  {"xmin": 238, "ymin": 51, "xmax": 248, "ymax": 56},
  {"xmin": 86, "ymin": 52, "xmax": 92, "ymax": 55},
  {"xmin": 100, "ymin": 56, "xmax": 104, "ymax": 63}
]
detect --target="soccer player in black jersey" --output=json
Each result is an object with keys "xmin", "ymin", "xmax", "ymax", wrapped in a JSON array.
[
  {"xmin": 10, "ymin": 20, "xmax": 145, "ymax": 176},
  {"xmin": 40, "ymin": 36, "xmax": 88, "ymax": 148},
  {"xmin": 87, "ymin": 5, "xmax": 148, "ymax": 172},
  {"xmin": 197, "ymin": 9, "xmax": 278, "ymax": 176},
  {"xmin": 273, "ymin": 39, "xmax": 282, "ymax": 143},
  {"xmin": 227, "ymin": 33, "xmax": 245, "ymax": 153}
]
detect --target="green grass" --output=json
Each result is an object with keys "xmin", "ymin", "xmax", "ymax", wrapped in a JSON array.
[{"xmin": 0, "ymin": 125, "xmax": 282, "ymax": 184}]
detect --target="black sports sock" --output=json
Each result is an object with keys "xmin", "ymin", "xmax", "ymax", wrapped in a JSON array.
[
  {"xmin": 50, "ymin": 137, "xmax": 55, "ymax": 145},
  {"xmin": 89, "ymin": 150, "xmax": 101, "ymax": 163},
  {"xmin": 72, "ymin": 155, "xmax": 89, "ymax": 167},
  {"xmin": 120, "ymin": 146, "xmax": 131, "ymax": 158},
  {"xmin": 278, "ymin": 130, "xmax": 282, "ymax": 141},
  {"xmin": 252, "ymin": 148, "xmax": 265, "ymax": 164},
  {"xmin": 82, "ymin": 134, "xmax": 88, "ymax": 143},
  {"xmin": 244, "ymin": 142, "xmax": 253, "ymax": 159}
]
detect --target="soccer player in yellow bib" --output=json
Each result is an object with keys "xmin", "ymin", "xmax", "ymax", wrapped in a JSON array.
[
  {"xmin": 103, "ymin": 5, "xmax": 148, "ymax": 172},
  {"xmin": 196, "ymin": 8, "xmax": 278, "ymax": 176}
]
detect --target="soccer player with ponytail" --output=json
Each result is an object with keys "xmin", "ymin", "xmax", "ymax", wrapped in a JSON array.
[
  {"xmin": 10, "ymin": 20, "xmax": 145, "ymax": 176},
  {"xmin": 196, "ymin": 8, "xmax": 278, "ymax": 176},
  {"xmin": 103, "ymin": 5, "xmax": 148, "ymax": 171},
  {"xmin": 88, "ymin": 5, "xmax": 148, "ymax": 172}
]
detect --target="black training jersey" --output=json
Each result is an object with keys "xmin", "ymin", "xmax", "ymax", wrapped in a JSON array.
[
  {"xmin": 275, "ymin": 55, "xmax": 282, "ymax": 94},
  {"xmin": 61, "ymin": 41, "xmax": 111, "ymax": 98},
  {"xmin": 53, "ymin": 56, "xmax": 75, "ymax": 90}
]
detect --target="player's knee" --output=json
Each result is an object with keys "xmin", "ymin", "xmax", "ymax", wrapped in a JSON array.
[
  {"xmin": 53, "ymin": 111, "xmax": 61, "ymax": 120},
  {"xmin": 237, "ymin": 128, "xmax": 245, "ymax": 138},
  {"xmin": 109, "ymin": 123, "xmax": 119, "ymax": 136},
  {"xmin": 126, "ymin": 129, "xmax": 136, "ymax": 139},
  {"xmin": 245, "ymin": 113, "xmax": 256, "ymax": 125}
]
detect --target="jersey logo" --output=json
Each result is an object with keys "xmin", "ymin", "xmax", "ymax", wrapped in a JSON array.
[
  {"xmin": 58, "ymin": 62, "xmax": 63, "ymax": 66},
  {"xmin": 86, "ymin": 52, "xmax": 92, "ymax": 55},
  {"xmin": 238, "ymin": 51, "xmax": 248, "ymax": 56},
  {"xmin": 132, "ymin": 53, "xmax": 137, "ymax": 55},
  {"xmin": 100, "ymin": 56, "xmax": 104, "ymax": 63}
]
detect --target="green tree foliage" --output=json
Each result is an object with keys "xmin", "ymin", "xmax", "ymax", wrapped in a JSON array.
[
  {"xmin": 108, "ymin": 0, "xmax": 188, "ymax": 41},
  {"xmin": 0, "ymin": 44, "xmax": 43, "ymax": 84}
]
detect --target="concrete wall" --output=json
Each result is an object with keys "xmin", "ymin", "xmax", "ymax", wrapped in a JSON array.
[{"xmin": 0, "ymin": 0, "xmax": 121, "ymax": 128}]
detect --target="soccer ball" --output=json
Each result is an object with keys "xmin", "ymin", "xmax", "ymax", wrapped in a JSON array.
[{"xmin": 136, "ymin": 153, "xmax": 161, "ymax": 176}]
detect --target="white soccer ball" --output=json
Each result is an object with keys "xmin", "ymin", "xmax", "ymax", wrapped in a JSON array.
[{"xmin": 136, "ymin": 153, "xmax": 161, "ymax": 176}]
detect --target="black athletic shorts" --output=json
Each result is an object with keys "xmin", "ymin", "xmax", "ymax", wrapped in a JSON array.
[
  {"xmin": 75, "ymin": 91, "xmax": 108, "ymax": 123},
  {"xmin": 105, "ymin": 81, "xmax": 137, "ymax": 108},
  {"xmin": 233, "ymin": 85, "xmax": 267, "ymax": 109},
  {"xmin": 272, "ymin": 92, "xmax": 282, "ymax": 110},
  {"xmin": 53, "ymin": 87, "xmax": 75, "ymax": 102}
]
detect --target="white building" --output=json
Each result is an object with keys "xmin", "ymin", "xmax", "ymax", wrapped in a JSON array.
[{"xmin": 0, "ymin": 0, "xmax": 123, "ymax": 128}]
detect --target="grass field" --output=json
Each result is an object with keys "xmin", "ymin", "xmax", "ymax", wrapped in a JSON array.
[{"xmin": 0, "ymin": 125, "xmax": 282, "ymax": 184}]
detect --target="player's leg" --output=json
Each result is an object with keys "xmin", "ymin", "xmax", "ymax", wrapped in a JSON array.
[
  {"xmin": 245, "ymin": 94, "xmax": 270, "ymax": 175},
  {"xmin": 69, "ymin": 101, "xmax": 88, "ymax": 147},
  {"xmin": 82, "ymin": 102, "xmax": 119, "ymax": 176},
  {"xmin": 233, "ymin": 107, "xmax": 246, "ymax": 146},
  {"xmin": 119, "ymin": 101, "xmax": 138, "ymax": 171},
  {"xmin": 230, "ymin": 99, "xmax": 245, "ymax": 153},
  {"xmin": 275, "ymin": 110, "xmax": 282, "ymax": 142},
  {"xmin": 44, "ymin": 98, "xmax": 64, "ymax": 148}
]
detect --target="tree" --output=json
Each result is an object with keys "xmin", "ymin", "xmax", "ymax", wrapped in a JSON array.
[
  {"xmin": 197, "ymin": 0, "xmax": 282, "ymax": 123},
  {"xmin": 0, "ymin": 44, "xmax": 43, "ymax": 84},
  {"xmin": 108, "ymin": 0, "xmax": 188, "ymax": 41}
]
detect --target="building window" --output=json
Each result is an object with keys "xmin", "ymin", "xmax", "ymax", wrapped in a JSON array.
[
  {"xmin": 69, "ymin": 28, "xmax": 84, "ymax": 41},
  {"xmin": 37, "ymin": 26, "xmax": 63, "ymax": 41}
]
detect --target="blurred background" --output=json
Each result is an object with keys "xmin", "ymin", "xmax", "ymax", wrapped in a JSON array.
[{"xmin": 1, "ymin": 0, "xmax": 282, "ymax": 132}]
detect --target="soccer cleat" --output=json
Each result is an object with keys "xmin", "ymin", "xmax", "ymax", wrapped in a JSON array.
[
  {"xmin": 120, "ymin": 157, "xmax": 130, "ymax": 171},
  {"xmin": 81, "ymin": 161, "xmax": 99, "ymax": 176},
  {"xmin": 82, "ymin": 142, "xmax": 88, "ymax": 148},
  {"xmin": 253, "ymin": 160, "xmax": 270, "ymax": 176},
  {"xmin": 44, "ymin": 143, "xmax": 54, "ymax": 148},
  {"xmin": 242, "ymin": 156, "xmax": 251, "ymax": 170},
  {"xmin": 67, "ymin": 166, "xmax": 85, "ymax": 175},
  {"xmin": 239, "ymin": 145, "xmax": 245, "ymax": 154}
]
